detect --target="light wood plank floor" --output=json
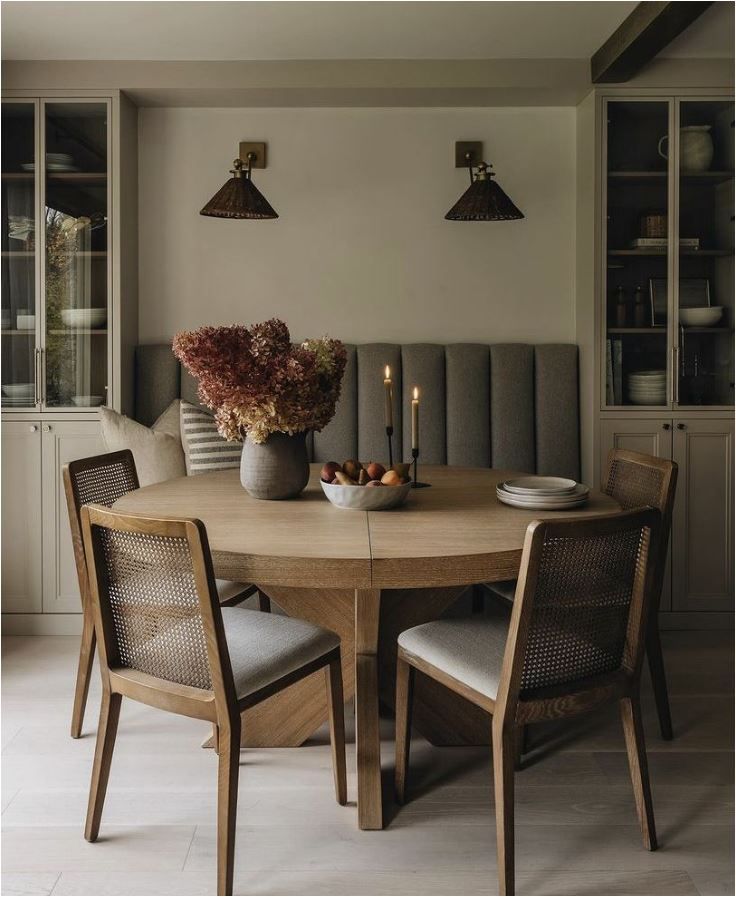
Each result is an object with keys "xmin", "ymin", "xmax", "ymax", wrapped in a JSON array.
[{"xmin": 2, "ymin": 630, "xmax": 733, "ymax": 896}]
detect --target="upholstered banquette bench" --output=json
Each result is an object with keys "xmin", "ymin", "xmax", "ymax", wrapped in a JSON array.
[{"xmin": 134, "ymin": 342, "xmax": 580, "ymax": 480}]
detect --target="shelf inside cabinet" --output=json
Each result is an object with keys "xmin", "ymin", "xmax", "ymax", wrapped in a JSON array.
[
  {"xmin": 1, "ymin": 330, "xmax": 35, "ymax": 336},
  {"xmin": 609, "ymin": 249, "xmax": 733, "ymax": 256},
  {"xmin": 608, "ymin": 328, "xmax": 666, "ymax": 334},
  {"xmin": 1, "ymin": 251, "xmax": 35, "ymax": 257},
  {"xmin": 48, "ymin": 328, "xmax": 107, "ymax": 335},
  {"xmin": 609, "ymin": 170, "xmax": 734, "ymax": 184}
]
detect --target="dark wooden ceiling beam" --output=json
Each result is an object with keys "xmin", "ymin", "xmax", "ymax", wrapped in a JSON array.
[{"xmin": 591, "ymin": 1, "xmax": 713, "ymax": 84}]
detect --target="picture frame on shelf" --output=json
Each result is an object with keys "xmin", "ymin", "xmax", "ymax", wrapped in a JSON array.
[
  {"xmin": 648, "ymin": 278, "xmax": 668, "ymax": 327},
  {"xmin": 679, "ymin": 278, "xmax": 711, "ymax": 309}
]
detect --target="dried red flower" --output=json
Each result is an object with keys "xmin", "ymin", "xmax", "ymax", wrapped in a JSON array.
[{"xmin": 172, "ymin": 319, "xmax": 347, "ymax": 444}]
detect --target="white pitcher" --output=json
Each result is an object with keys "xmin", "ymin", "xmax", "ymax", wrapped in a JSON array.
[{"xmin": 658, "ymin": 126, "xmax": 714, "ymax": 172}]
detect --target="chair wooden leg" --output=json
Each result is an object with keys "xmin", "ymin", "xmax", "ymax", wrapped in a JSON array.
[
  {"xmin": 71, "ymin": 609, "xmax": 96, "ymax": 739},
  {"xmin": 646, "ymin": 624, "xmax": 673, "ymax": 741},
  {"xmin": 620, "ymin": 694, "xmax": 658, "ymax": 852},
  {"xmin": 394, "ymin": 653, "xmax": 415, "ymax": 805},
  {"xmin": 325, "ymin": 654, "xmax": 347, "ymax": 806},
  {"xmin": 258, "ymin": 592, "xmax": 271, "ymax": 613},
  {"xmin": 492, "ymin": 720, "xmax": 516, "ymax": 896},
  {"xmin": 217, "ymin": 718, "xmax": 241, "ymax": 897},
  {"xmin": 84, "ymin": 690, "xmax": 122, "ymax": 842}
]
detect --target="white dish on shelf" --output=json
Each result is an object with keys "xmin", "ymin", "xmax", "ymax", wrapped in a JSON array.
[
  {"xmin": 16, "ymin": 314, "xmax": 35, "ymax": 330},
  {"xmin": 61, "ymin": 308, "xmax": 107, "ymax": 329},
  {"xmin": 2, "ymin": 396, "xmax": 34, "ymax": 406},
  {"xmin": 502, "ymin": 476, "xmax": 578, "ymax": 496},
  {"xmin": 496, "ymin": 483, "xmax": 589, "ymax": 510},
  {"xmin": 3, "ymin": 383, "xmax": 35, "ymax": 398},
  {"xmin": 679, "ymin": 306, "xmax": 723, "ymax": 327},
  {"xmin": 71, "ymin": 395, "xmax": 104, "ymax": 407},
  {"xmin": 321, "ymin": 479, "xmax": 411, "ymax": 511}
]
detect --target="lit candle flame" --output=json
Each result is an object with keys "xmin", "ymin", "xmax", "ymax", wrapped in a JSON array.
[
  {"xmin": 413, "ymin": 387, "xmax": 419, "ymax": 400},
  {"xmin": 385, "ymin": 365, "xmax": 391, "ymax": 379}
]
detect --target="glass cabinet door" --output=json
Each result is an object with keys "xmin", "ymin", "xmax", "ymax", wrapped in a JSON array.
[
  {"xmin": 2, "ymin": 101, "xmax": 38, "ymax": 409},
  {"xmin": 43, "ymin": 101, "xmax": 108, "ymax": 409},
  {"xmin": 676, "ymin": 99, "xmax": 734, "ymax": 407},
  {"xmin": 604, "ymin": 100, "xmax": 671, "ymax": 408}
]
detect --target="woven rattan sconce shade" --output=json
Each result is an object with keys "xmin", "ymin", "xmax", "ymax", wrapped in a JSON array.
[
  {"xmin": 445, "ymin": 158, "xmax": 524, "ymax": 222},
  {"xmin": 200, "ymin": 156, "xmax": 278, "ymax": 220}
]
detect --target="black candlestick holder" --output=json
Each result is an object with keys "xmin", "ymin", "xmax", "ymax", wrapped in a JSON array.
[
  {"xmin": 411, "ymin": 448, "xmax": 431, "ymax": 488},
  {"xmin": 386, "ymin": 426, "xmax": 394, "ymax": 469}
]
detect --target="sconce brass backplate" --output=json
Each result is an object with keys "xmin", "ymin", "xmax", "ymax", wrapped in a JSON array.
[
  {"xmin": 454, "ymin": 141, "xmax": 482, "ymax": 168},
  {"xmin": 239, "ymin": 142, "xmax": 267, "ymax": 168}
]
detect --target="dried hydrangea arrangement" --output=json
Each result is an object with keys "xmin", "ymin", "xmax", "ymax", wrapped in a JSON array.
[{"xmin": 173, "ymin": 319, "xmax": 347, "ymax": 444}]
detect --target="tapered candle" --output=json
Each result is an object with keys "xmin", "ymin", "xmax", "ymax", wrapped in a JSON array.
[
  {"xmin": 384, "ymin": 365, "xmax": 393, "ymax": 429},
  {"xmin": 411, "ymin": 386, "xmax": 419, "ymax": 450}
]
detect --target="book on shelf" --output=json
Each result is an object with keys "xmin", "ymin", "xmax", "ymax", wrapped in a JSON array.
[
  {"xmin": 605, "ymin": 339, "xmax": 614, "ymax": 406},
  {"xmin": 612, "ymin": 339, "xmax": 623, "ymax": 405},
  {"xmin": 629, "ymin": 237, "xmax": 701, "ymax": 250}
]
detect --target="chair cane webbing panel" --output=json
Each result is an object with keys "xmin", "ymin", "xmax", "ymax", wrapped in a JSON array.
[
  {"xmin": 521, "ymin": 525, "xmax": 648, "ymax": 694},
  {"xmin": 72, "ymin": 456, "xmax": 139, "ymax": 510},
  {"xmin": 605, "ymin": 458, "xmax": 665, "ymax": 512},
  {"xmin": 98, "ymin": 527, "xmax": 213, "ymax": 690}
]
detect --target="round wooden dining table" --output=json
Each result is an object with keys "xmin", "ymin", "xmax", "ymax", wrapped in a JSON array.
[{"xmin": 115, "ymin": 464, "xmax": 619, "ymax": 830}]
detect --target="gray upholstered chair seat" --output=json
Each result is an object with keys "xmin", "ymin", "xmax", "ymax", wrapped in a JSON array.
[
  {"xmin": 216, "ymin": 580, "xmax": 253, "ymax": 604},
  {"xmin": 221, "ymin": 607, "xmax": 340, "ymax": 699},
  {"xmin": 398, "ymin": 610, "xmax": 511, "ymax": 701}
]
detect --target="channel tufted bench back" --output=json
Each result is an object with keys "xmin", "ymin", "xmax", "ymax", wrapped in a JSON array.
[{"xmin": 135, "ymin": 342, "xmax": 580, "ymax": 480}]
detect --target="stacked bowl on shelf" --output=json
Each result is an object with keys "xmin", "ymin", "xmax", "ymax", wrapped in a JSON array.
[{"xmin": 627, "ymin": 370, "xmax": 666, "ymax": 405}]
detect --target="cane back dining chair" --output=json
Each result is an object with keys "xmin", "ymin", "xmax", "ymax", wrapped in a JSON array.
[
  {"xmin": 395, "ymin": 507, "xmax": 661, "ymax": 896},
  {"xmin": 484, "ymin": 448, "xmax": 678, "ymax": 742},
  {"xmin": 80, "ymin": 504, "xmax": 347, "ymax": 897},
  {"xmin": 63, "ymin": 450, "xmax": 262, "ymax": 739}
]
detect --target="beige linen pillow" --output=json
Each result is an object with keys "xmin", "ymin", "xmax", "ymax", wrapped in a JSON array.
[{"xmin": 99, "ymin": 400, "xmax": 186, "ymax": 486}]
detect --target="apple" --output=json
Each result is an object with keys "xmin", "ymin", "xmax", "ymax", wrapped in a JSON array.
[
  {"xmin": 342, "ymin": 459, "xmax": 363, "ymax": 480},
  {"xmin": 381, "ymin": 470, "xmax": 402, "ymax": 486},
  {"xmin": 366, "ymin": 462, "xmax": 386, "ymax": 481},
  {"xmin": 321, "ymin": 461, "xmax": 342, "ymax": 483}
]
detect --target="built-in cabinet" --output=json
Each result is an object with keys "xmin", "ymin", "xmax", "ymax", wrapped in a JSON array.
[
  {"xmin": 1, "ymin": 90, "xmax": 137, "ymax": 628},
  {"xmin": 600, "ymin": 415, "xmax": 734, "ymax": 614},
  {"xmin": 593, "ymin": 88, "xmax": 734, "ymax": 625}
]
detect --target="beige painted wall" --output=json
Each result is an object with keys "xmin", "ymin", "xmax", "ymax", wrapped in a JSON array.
[{"xmin": 138, "ymin": 106, "xmax": 576, "ymax": 345}]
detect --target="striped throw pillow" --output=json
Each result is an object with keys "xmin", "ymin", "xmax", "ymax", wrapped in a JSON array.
[{"xmin": 180, "ymin": 401, "xmax": 242, "ymax": 475}]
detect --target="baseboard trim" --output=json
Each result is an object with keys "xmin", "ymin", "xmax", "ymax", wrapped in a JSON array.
[
  {"xmin": 2, "ymin": 613, "xmax": 83, "ymax": 635},
  {"xmin": 659, "ymin": 611, "xmax": 734, "ymax": 630}
]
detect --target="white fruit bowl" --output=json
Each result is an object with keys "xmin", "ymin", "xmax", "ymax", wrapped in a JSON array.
[
  {"xmin": 72, "ymin": 395, "xmax": 104, "ymax": 407},
  {"xmin": 61, "ymin": 308, "xmax": 107, "ymax": 329},
  {"xmin": 321, "ymin": 479, "xmax": 411, "ymax": 511},
  {"xmin": 679, "ymin": 306, "xmax": 723, "ymax": 327}
]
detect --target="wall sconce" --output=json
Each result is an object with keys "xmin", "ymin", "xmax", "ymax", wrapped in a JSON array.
[
  {"xmin": 200, "ymin": 141, "xmax": 278, "ymax": 219},
  {"xmin": 445, "ymin": 141, "xmax": 523, "ymax": 221}
]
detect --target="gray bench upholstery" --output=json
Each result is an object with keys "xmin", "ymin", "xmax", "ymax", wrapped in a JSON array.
[{"xmin": 134, "ymin": 342, "xmax": 580, "ymax": 479}]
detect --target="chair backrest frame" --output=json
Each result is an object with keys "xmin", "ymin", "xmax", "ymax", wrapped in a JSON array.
[
  {"xmin": 63, "ymin": 450, "xmax": 140, "ymax": 612},
  {"xmin": 603, "ymin": 448, "xmax": 678, "ymax": 615},
  {"xmin": 496, "ymin": 507, "xmax": 661, "ymax": 729},
  {"xmin": 80, "ymin": 504, "xmax": 239, "ymax": 724}
]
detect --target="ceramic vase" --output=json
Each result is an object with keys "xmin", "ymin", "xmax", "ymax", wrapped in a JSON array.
[{"xmin": 240, "ymin": 431, "xmax": 309, "ymax": 500}]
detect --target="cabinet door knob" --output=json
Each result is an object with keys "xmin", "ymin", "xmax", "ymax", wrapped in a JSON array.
[
  {"xmin": 662, "ymin": 423, "xmax": 671, "ymax": 430},
  {"xmin": 42, "ymin": 424, "xmax": 51, "ymax": 433},
  {"xmin": 677, "ymin": 423, "xmax": 686, "ymax": 430},
  {"xmin": 29, "ymin": 425, "xmax": 38, "ymax": 432}
]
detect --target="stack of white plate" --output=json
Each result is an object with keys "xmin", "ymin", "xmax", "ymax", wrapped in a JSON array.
[
  {"xmin": 628, "ymin": 370, "xmax": 666, "ymax": 405},
  {"xmin": 496, "ymin": 476, "xmax": 590, "ymax": 510},
  {"xmin": 61, "ymin": 308, "xmax": 107, "ymax": 329},
  {"xmin": 21, "ymin": 153, "xmax": 78, "ymax": 173}
]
